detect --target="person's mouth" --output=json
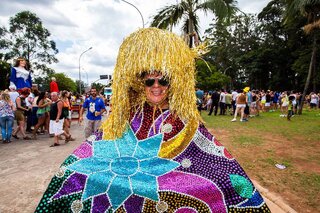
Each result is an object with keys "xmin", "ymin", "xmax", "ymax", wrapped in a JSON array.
[{"xmin": 151, "ymin": 90, "xmax": 163, "ymax": 96}]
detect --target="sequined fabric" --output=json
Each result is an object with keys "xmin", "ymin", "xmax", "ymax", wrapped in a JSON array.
[{"xmin": 36, "ymin": 104, "xmax": 270, "ymax": 212}]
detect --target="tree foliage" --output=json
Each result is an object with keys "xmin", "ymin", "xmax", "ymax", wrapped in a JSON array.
[
  {"xmin": 150, "ymin": 0, "xmax": 238, "ymax": 47},
  {"xmin": 91, "ymin": 82, "xmax": 105, "ymax": 94},
  {"xmin": 195, "ymin": 59, "xmax": 230, "ymax": 90},
  {"xmin": 203, "ymin": 0, "xmax": 320, "ymax": 92},
  {"xmin": 33, "ymin": 73, "xmax": 76, "ymax": 92},
  {"xmin": 0, "ymin": 60, "xmax": 11, "ymax": 90},
  {"xmin": 75, "ymin": 80, "xmax": 86, "ymax": 95},
  {"xmin": 284, "ymin": 0, "xmax": 320, "ymax": 114},
  {"xmin": 3, "ymin": 11, "xmax": 58, "ymax": 75}
]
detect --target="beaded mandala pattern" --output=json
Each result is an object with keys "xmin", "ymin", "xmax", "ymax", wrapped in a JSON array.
[{"xmin": 36, "ymin": 105, "xmax": 270, "ymax": 212}]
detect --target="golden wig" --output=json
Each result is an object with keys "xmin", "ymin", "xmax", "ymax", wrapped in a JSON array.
[{"xmin": 101, "ymin": 27, "xmax": 201, "ymax": 139}]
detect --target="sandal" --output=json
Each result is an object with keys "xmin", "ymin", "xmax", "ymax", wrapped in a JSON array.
[
  {"xmin": 65, "ymin": 135, "xmax": 75, "ymax": 143},
  {"xmin": 50, "ymin": 143, "xmax": 60, "ymax": 147},
  {"xmin": 23, "ymin": 136, "xmax": 32, "ymax": 140},
  {"xmin": 12, "ymin": 134, "xmax": 19, "ymax": 139}
]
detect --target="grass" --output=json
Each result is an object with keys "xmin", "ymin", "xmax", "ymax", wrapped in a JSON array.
[{"xmin": 201, "ymin": 108, "xmax": 320, "ymax": 213}]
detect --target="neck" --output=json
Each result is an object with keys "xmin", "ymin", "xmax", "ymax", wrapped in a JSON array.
[{"xmin": 146, "ymin": 98, "xmax": 169, "ymax": 109}]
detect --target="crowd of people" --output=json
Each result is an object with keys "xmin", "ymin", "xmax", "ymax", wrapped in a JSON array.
[
  {"xmin": 0, "ymin": 83, "xmax": 112, "ymax": 145},
  {"xmin": 196, "ymin": 88, "xmax": 320, "ymax": 121},
  {"xmin": 0, "ymin": 85, "xmax": 75, "ymax": 144}
]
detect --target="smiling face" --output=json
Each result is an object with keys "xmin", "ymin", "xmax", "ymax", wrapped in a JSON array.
[
  {"xmin": 144, "ymin": 72, "xmax": 169, "ymax": 105},
  {"xmin": 18, "ymin": 59, "xmax": 26, "ymax": 67}
]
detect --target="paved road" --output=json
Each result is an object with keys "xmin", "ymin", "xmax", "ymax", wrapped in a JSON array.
[{"xmin": 0, "ymin": 121, "xmax": 294, "ymax": 212}]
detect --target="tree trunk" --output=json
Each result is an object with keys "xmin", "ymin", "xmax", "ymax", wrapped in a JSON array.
[
  {"xmin": 188, "ymin": 16, "xmax": 194, "ymax": 48},
  {"xmin": 298, "ymin": 37, "xmax": 317, "ymax": 114},
  {"xmin": 312, "ymin": 59, "xmax": 316, "ymax": 92}
]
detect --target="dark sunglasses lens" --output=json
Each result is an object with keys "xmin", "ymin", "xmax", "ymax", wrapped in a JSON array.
[
  {"xmin": 158, "ymin": 78, "xmax": 169, "ymax": 86},
  {"xmin": 145, "ymin": 79, "xmax": 155, "ymax": 87}
]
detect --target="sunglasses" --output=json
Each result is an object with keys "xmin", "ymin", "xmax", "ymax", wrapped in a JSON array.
[{"xmin": 144, "ymin": 77, "xmax": 169, "ymax": 87}]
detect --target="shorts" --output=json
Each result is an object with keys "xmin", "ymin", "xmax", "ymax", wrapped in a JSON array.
[
  {"xmin": 236, "ymin": 104, "xmax": 246, "ymax": 108},
  {"xmin": 250, "ymin": 102, "xmax": 256, "ymax": 108},
  {"xmin": 15, "ymin": 110, "xmax": 25, "ymax": 122},
  {"xmin": 85, "ymin": 119, "xmax": 102, "ymax": 138},
  {"xmin": 49, "ymin": 119, "xmax": 65, "ymax": 136},
  {"xmin": 37, "ymin": 113, "xmax": 45, "ymax": 118},
  {"xmin": 265, "ymin": 102, "xmax": 270, "ymax": 107},
  {"xmin": 261, "ymin": 100, "xmax": 266, "ymax": 104},
  {"xmin": 310, "ymin": 103, "xmax": 317, "ymax": 108}
]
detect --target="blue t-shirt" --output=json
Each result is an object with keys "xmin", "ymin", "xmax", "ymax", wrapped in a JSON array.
[
  {"xmin": 247, "ymin": 92, "xmax": 252, "ymax": 104},
  {"xmin": 82, "ymin": 97, "xmax": 106, "ymax": 120},
  {"xmin": 195, "ymin": 90, "xmax": 204, "ymax": 99}
]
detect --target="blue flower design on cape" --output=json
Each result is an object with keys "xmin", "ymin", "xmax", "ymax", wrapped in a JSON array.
[{"xmin": 66, "ymin": 125, "xmax": 179, "ymax": 210}]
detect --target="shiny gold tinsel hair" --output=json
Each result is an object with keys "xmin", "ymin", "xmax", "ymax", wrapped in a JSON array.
[{"xmin": 101, "ymin": 27, "xmax": 201, "ymax": 139}]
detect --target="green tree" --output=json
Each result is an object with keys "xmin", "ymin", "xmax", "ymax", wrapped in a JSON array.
[
  {"xmin": 75, "ymin": 80, "xmax": 85, "ymax": 95},
  {"xmin": 33, "ymin": 73, "xmax": 77, "ymax": 92},
  {"xmin": 91, "ymin": 82, "xmax": 105, "ymax": 94},
  {"xmin": 7, "ymin": 11, "xmax": 58, "ymax": 75},
  {"xmin": 150, "ymin": 0, "xmax": 238, "ymax": 47},
  {"xmin": 196, "ymin": 60, "xmax": 230, "ymax": 90},
  {"xmin": 205, "ymin": 14, "xmax": 263, "ymax": 89},
  {"xmin": 52, "ymin": 73, "xmax": 77, "ymax": 92},
  {"xmin": 285, "ymin": 0, "xmax": 320, "ymax": 114},
  {"xmin": 0, "ymin": 27, "xmax": 12, "ymax": 61},
  {"xmin": 0, "ymin": 60, "xmax": 11, "ymax": 90}
]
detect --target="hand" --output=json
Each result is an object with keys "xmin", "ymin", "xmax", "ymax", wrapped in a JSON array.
[
  {"xmin": 94, "ymin": 111, "xmax": 100, "ymax": 116},
  {"xmin": 79, "ymin": 116, "xmax": 83, "ymax": 123},
  {"xmin": 55, "ymin": 118, "xmax": 59, "ymax": 123}
]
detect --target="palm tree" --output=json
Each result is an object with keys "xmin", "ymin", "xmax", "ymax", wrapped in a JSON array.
[
  {"xmin": 285, "ymin": 0, "xmax": 320, "ymax": 114},
  {"xmin": 150, "ymin": 0, "xmax": 238, "ymax": 47}
]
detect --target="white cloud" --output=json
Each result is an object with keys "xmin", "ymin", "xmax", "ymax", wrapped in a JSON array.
[{"xmin": 0, "ymin": 0, "xmax": 270, "ymax": 85}]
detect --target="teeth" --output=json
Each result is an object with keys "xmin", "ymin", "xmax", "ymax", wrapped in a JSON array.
[{"xmin": 152, "ymin": 91, "xmax": 161, "ymax": 95}]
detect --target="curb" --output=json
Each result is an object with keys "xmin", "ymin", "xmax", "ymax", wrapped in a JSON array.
[{"xmin": 252, "ymin": 180, "xmax": 297, "ymax": 213}]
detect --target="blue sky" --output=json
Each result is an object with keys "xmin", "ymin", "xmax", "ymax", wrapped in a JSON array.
[{"xmin": 0, "ymin": 0, "xmax": 270, "ymax": 85}]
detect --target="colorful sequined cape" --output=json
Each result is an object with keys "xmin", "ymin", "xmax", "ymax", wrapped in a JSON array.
[{"xmin": 36, "ymin": 104, "xmax": 270, "ymax": 212}]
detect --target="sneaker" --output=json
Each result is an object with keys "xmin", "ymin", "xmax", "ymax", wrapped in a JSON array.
[
  {"xmin": 231, "ymin": 118, "xmax": 236, "ymax": 122},
  {"xmin": 240, "ymin": 119, "xmax": 247, "ymax": 122}
]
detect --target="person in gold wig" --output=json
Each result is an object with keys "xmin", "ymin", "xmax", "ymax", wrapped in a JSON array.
[{"xmin": 36, "ymin": 28, "xmax": 270, "ymax": 212}]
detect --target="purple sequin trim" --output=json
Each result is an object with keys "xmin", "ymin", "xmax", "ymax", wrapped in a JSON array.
[
  {"xmin": 159, "ymin": 171, "xmax": 226, "ymax": 212},
  {"xmin": 175, "ymin": 142, "xmax": 248, "ymax": 205},
  {"xmin": 198, "ymin": 124, "xmax": 213, "ymax": 141},
  {"xmin": 131, "ymin": 111, "xmax": 143, "ymax": 133},
  {"xmin": 124, "ymin": 195, "xmax": 144, "ymax": 213},
  {"xmin": 73, "ymin": 142, "xmax": 92, "ymax": 159},
  {"xmin": 53, "ymin": 173, "xmax": 87, "ymax": 199},
  {"xmin": 94, "ymin": 131, "xmax": 103, "ymax": 140},
  {"xmin": 92, "ymin": 194, "xmax": 110, "ymax": 213},
  {"xmin": 175, "ymin": 208, "xmax": 197, "ymax": 213}
]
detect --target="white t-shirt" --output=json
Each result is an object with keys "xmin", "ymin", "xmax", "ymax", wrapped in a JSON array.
[
  {"xmin": 9, "ymin": 91, "xmax": 19, "ymax": 107},
  {"xmin": 26, "ymin": 93, "xmax": 35, "ymax": 107},
  {"xmin": 310, "ymin": 94, "xmax": 318, "ymax": 104},
  {"xmin": 231, "ymin": 91, "xmax": 238, "ymax": 101},
  {"xmin": 220, "ymin": 92, "xmax": 226, "ymax": 103}
]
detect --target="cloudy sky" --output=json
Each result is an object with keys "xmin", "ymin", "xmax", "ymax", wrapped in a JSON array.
[{"xmin": 0, "ymin": 0, "xmax": 270, "ymax": 85}]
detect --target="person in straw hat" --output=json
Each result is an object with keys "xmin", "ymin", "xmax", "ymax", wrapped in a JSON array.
[{"xmin": 36, "ymin": 28, "xmax": 270, "ymax": 212}]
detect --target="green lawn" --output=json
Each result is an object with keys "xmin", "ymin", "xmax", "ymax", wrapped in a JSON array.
[{"xmin": 201, "ymin": 109, "xmax": 320, "ymax": 213}]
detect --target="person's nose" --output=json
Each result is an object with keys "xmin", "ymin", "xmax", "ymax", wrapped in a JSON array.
[{"xmin": 153, "ymin": 79, "xmax": 160, "ymax": 87}]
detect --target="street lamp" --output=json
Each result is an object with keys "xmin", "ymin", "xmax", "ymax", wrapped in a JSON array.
[
  {"xmin": 78, "ymin": 47, "xmax": 92, "ymax": 94},
  {"xmin": 117, "ymin": 0, "xmax": 144, "ymax": 28}
]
